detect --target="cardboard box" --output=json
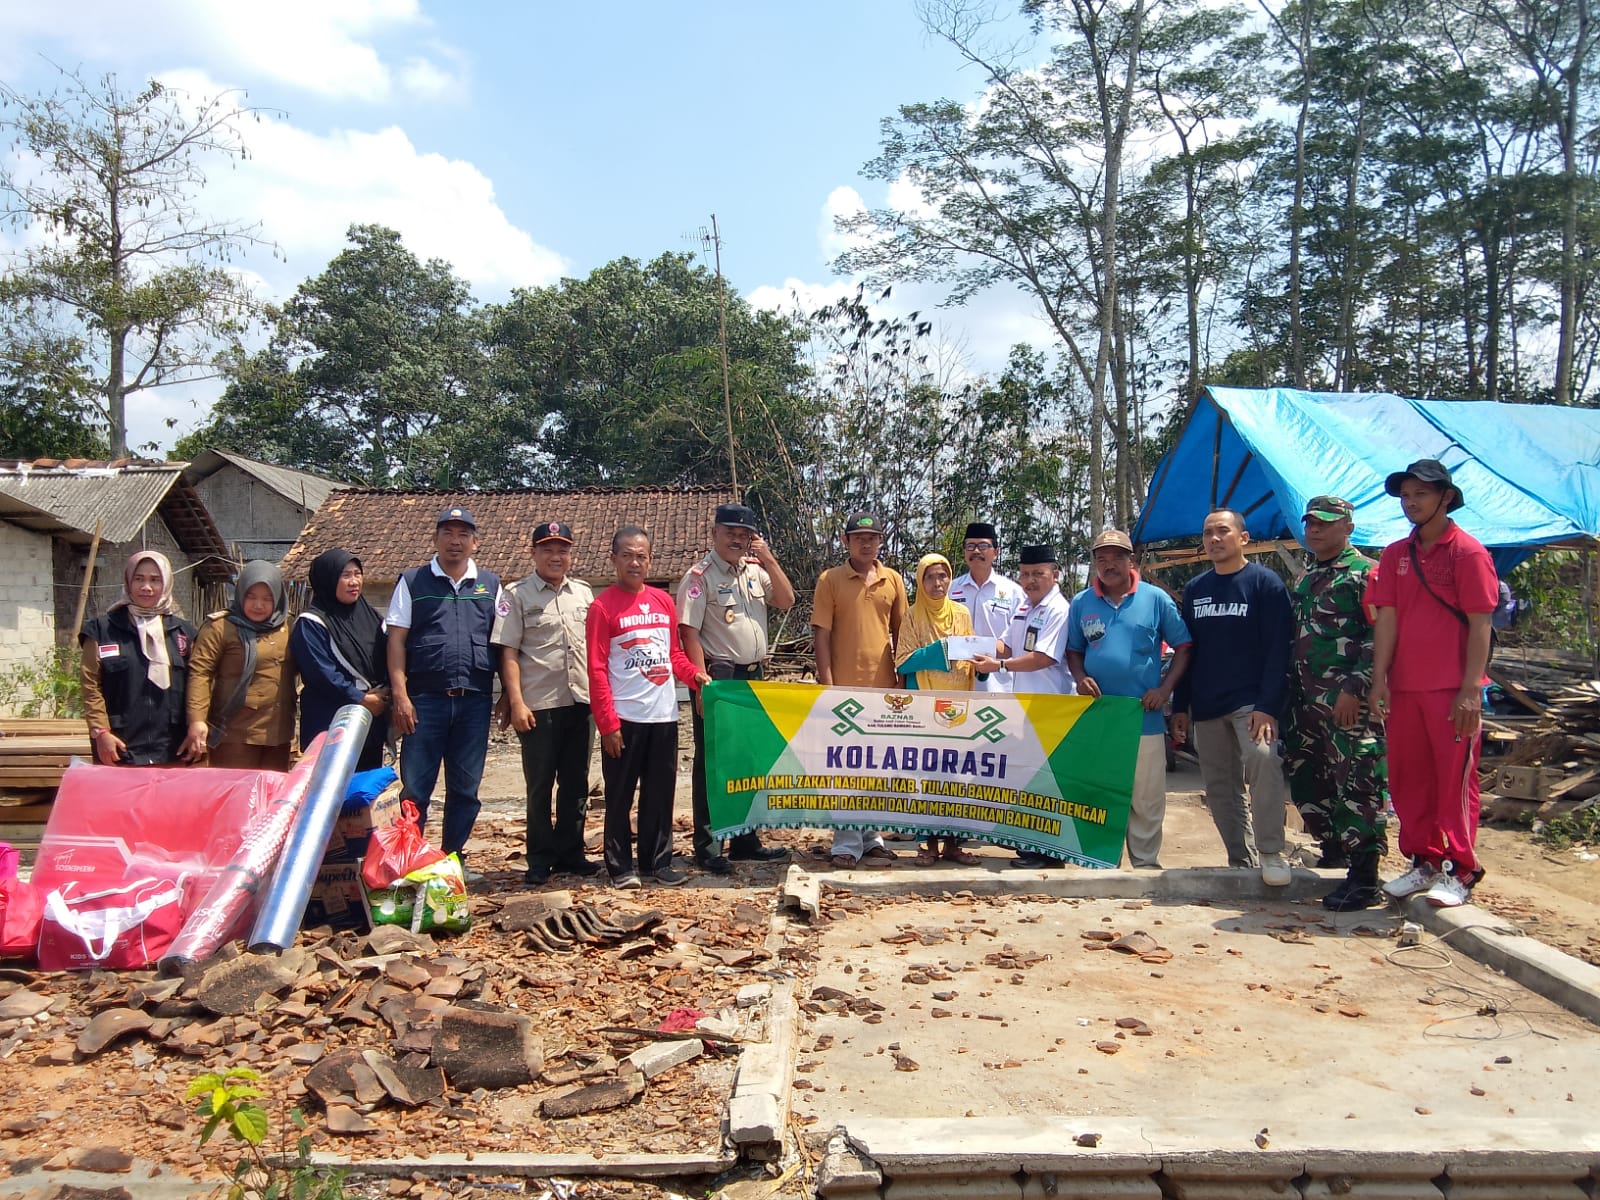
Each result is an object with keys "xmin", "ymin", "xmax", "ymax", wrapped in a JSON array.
[
  {"xmin": 303, "ymin": 860, "xmax": 371, "ymax": 931},
  {"xmin": 324, "ymin": 778, "xmax": 405, "ymax": 863}
]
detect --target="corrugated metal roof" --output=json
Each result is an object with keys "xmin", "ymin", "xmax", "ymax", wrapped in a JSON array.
[
  {"xmin": 184, "ymin": 450, "xmax": 348, "ymax": 513},
  {"xmin": 0, "ymin": 463, "xmax": 182, "ymax": 542}
]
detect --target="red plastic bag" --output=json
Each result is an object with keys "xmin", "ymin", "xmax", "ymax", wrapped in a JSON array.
[
  {"xmin": 37, "ymin": 877, "xmax": 185, "ymax": 971},
  {"xmin": 0, "ymin": 878, "xmax": 46, "ymax": 960},
  {"xmin": 361, "ymin": 800, "xmax": 445, "ymax": 890}
]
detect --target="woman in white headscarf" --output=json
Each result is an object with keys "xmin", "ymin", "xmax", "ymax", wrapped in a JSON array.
[
  {"xmin": 80, "ymin": 551, "xmax": 200, "ymax": 766},
  {"xmin": 180, "ymin": 560, "xmax": 297, "ymax": 770}
]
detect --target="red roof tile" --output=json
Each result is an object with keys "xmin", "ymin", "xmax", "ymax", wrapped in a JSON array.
[{"xmin": 280, "ymin": 485, "xmax": 739, "ymax": 586}]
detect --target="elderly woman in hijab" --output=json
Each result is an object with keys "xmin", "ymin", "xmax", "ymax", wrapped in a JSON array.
[
  {"xmin": 80, "ymin": 550, "xmax": 200, "ymax": 766},
  {"xmin": 180, "ymin": 561, "xmax": 296, "ymax": 770},
  {"xmin": 895, "ymin": 552, "xmax": 982, "ymax": 866},
  {"xmin": 289, "ymin": 548, "xmax": 390, "ymax": 770}
]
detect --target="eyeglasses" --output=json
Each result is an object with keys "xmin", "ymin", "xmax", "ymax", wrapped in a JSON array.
[{"xmin": 963, "ymin": 541, "xmax": 995, "ymax": 551}]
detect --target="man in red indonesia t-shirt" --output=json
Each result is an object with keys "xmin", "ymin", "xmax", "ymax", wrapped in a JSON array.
[
  {"xmin": 1366, "ymin": 459, "xmax": 1498, "ymax": 908},
  {"xmin": 587, "ymin": 526, "xmax": 711, "ymax": 889}
]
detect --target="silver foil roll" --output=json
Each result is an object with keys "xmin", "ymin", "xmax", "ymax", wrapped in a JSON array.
[{"xmin": 246, "ymin": 704, "xmax": 372, "ymax": 952}]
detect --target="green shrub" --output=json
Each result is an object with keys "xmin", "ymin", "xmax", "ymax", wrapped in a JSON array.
[{"xmin": 0, "ymin": 646, "xmax": 83, "ymax": 718}]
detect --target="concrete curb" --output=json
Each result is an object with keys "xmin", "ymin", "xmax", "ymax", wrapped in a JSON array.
[
  {"xmin": 306, "ymin": 1150, "xmax": 736, "ymax": 1180},
  {"xmin": 815, "ymin": 1117, "xmax": 1600, "ymax": 1199},
  {"xmin": 1402, "ymin": 894, "xmax": 1600, "ymax": 1027},
  {"xmin": 728, "ymin": 977, "xmax": 799, "ymax": 1160}
]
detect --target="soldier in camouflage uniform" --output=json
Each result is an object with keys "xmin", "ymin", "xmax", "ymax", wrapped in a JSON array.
[{"xmin": 1284, "ymin": 494, "xmax": 1390, "ymax": 911}]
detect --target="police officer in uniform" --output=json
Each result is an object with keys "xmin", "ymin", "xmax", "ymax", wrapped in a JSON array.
[
  {"xmin": 494, "ymin": 520, "xmax": 600, "ymax": 885},
  {"xmin": 387, "ymin": 506, "xmax": 503, "ymax": 881},
  {"xmin": 678, "ymin": 503, "xmax": 796, "ymax": 873}
]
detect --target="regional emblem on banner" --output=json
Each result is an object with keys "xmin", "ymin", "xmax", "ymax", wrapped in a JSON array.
[{"xmin": 933, "ymin": 698, "xmax": 968, "ymax": 728}]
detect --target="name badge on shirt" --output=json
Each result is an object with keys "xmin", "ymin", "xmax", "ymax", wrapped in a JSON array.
[{"xmin": 98, "ymin": 644, "xmax": 120, "ymax": 659}]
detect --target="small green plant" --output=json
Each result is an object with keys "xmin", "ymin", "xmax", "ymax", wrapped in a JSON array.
[
  {"xmin": 188, "ymin": 1067, "xmax": 348, "ymax": 1200},
  {"xmin": 1533, "ymin": 803, "xmax": 1600, "ymax": 851},
  {"xmin": 0, "ymin": 646, "xmax": 83, "ymax": 718}
]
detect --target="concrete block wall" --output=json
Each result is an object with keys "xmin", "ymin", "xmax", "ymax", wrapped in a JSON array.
[{"xmin": 0, "ymin": 523, "xmax": 60, "ymax": 716}]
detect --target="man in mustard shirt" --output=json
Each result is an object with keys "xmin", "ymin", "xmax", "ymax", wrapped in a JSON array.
[{"xmin": 812, "ymin": 512, "xmax": 908, "ymax": 868}]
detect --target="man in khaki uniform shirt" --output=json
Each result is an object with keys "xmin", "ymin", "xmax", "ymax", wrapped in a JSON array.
[
  {"xmin": 679, "ymin": 503, "xmax": 797, "ymax": 874},
  {"xmin": 812, "ymin": 511, "xmax": 908, "ymax": 867},
  {"xmin": 493, "ymin": 520, "xmax": 600, "ymax": 885}
]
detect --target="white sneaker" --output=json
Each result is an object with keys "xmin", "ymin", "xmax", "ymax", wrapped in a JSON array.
[
  {"xmin": 1382, "ymin": 861, "xmax": 1436, "ymax": 898},
  {"xmin": 1260, "ymin": 854, "xmax": 1291, "ymax": 887},
  {"xmin": 1424, "ymin": 872, "xmax": 1473, "ymax": 908}
]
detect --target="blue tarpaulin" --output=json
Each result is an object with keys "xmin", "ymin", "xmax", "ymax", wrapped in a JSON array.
[{"xmin": 1131, "ymin": 387, "xmax": 1600, "ymax": 571}]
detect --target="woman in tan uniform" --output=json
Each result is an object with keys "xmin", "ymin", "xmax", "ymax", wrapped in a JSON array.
[{"xmin": 180, "ymin": 561, "xmax": 296, "ymax": 770}]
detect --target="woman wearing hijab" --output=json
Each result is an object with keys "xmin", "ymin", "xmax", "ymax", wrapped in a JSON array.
[
  {"xmin": 290, "ymin": 549, "xmax": 390, "ymax": 770},
  {"xmin": 80, "ymin": 550, "xmax": 200, "ymax": 766},
  {"xmin": 181, "ymin": 561, "xmax": 296, "ymax": 770},
  {"xmin": 895, "ymin": 553, "xmax": 981, "ymax": 866}
]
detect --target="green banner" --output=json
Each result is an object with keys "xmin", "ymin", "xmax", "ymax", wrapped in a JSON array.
[{"xmin": 704, "ymin": 680, "xmax": 1142, "ymax": 869}]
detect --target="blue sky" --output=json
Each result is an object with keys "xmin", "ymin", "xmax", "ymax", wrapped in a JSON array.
[{"xmin": 1, "ymin": 1, "xmax": 1054, "ymax": 451}]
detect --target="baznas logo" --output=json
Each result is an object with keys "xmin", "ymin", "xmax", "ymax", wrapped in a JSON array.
[
  {"xmin": 884, "ymin": 693, "xmax": 913, "ymax": 713},
  {"xmin": 933, "ymin": 698, "xmax": 968, "ymax": 728}
]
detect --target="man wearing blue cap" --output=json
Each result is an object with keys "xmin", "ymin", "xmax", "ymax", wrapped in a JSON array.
[{"xmin": 387, "ymin": 506, "xmax": 503, "ymax": 881}]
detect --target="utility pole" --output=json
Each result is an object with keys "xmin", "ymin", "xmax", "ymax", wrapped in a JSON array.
[{"xmin": 705, "ymin": 215, "xmax": 740, "ymax": 499}]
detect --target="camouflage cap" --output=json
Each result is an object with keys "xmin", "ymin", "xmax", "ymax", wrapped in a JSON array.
[{"xmin": 1302, "ymin": 495, "xmax": 1354, "ymax": 523}]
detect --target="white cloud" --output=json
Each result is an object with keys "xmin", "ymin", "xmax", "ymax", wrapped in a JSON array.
[
  {"xmin": 218, "ymin": 114, "xmax": 567, "ymax": 297},
  {"xmin": 0, "ymin": 0, "xmax": 464, "ymax": 103}
]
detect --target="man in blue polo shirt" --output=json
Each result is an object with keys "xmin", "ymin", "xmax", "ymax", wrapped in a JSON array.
[{"xmin": 1065, "ymin": 530, "xmax": 1192, "ymax": 868}]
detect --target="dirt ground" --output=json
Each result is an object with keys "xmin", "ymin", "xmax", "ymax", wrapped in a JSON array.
[
  {"xmin": 0, "ymin": 723, "xmax": 1595, "ymax": 1200},
  {"xmin": 474, "ymin": 726, "xmax": 1600, "ymax": 966}
]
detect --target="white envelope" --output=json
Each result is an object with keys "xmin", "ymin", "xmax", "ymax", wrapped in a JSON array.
[{"xmin": 946, "ymin": 635, "xmax": 999, "ymax": 661}]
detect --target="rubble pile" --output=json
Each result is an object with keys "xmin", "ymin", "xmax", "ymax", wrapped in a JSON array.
[{"xmin": 0, "ymin": 840, "xmax": 795, "ymax": 1184}]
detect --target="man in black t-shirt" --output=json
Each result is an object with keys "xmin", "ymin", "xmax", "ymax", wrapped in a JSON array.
[{"xmin": 1170, "ymin": 509, "xmax": 1294, "ymax": 885}]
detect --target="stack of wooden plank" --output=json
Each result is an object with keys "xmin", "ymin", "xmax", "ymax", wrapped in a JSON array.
[{"xmin": 0, "ymin": 718, "xmax": 92, "ymax": 821}]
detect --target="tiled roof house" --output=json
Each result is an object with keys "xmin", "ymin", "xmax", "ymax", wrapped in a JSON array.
[{"xmin": 280, "ymin": 485, "xmax": 739, "ymax": 599}]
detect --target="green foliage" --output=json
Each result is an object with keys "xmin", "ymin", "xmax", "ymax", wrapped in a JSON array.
[
  {"xmin": 1504, "ymin": 550, "xmax": 1592, "ymax": 657},
  {"xmin": 184, "ymin": 225, "xmax": 484, "ymax": 486},
  {"xmin": 1533, "ymin": 803, "xmax": 1600, "ymax": 850},
  {"xmin": 0, "ymin": 647, "xmax": 83, "ymax": 719},
  {"xmin": 0, "ymin": 67, "xmax": 268, "ymax": 455},
  {"xmin": 481, "ymin": 251, "xmax": 811, "ymax": 489},
  {"xmin": 187, "ymin": 1067, "xmax": 348, "ymax": 1200}
]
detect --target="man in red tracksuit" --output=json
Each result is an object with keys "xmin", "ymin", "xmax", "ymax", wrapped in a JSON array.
[
  {"xmin": 1366, "ymin": 459, "xmax": 1498, "ymax": 908},
  {"xmin": 587, "ymin": 526, "xmax": 710, "ymax": 889}
]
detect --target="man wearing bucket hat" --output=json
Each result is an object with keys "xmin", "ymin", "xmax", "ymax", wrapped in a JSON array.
[
  {"xmin": 678, "ymin": 502, "xmax": 796, "ymax": 874},
  {"xmin": 1366, "ymin": 459, "xmax": 1498, "ymax": 908},
  {"xmin": 812, "ymin": 511, "xmax": 908, "ymax": 869},
  {"xmin": 1284, "ymin": 496, "xmax": 1389, "ymax": 911},
  {"xmin": 388, "ymin": 505, "xmax": 503, "ymax": 881},
  {"xmin": 493, "ymin": 520, "xmax": 600, "ymax": 885}
]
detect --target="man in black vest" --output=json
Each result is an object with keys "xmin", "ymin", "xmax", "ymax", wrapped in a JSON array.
[{"xmin": 387, "ymin": 506, "xmax": 503, "ymax": 881}]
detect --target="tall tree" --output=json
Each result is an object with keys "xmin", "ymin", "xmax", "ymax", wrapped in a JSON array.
[
  {"xmin": 181, "ymin": 224, "xmax": 488, "ymax": 486},
  {"xmin": 0, "ymin": 68, "xmax": 267, "ymax": 455},
  {"xmin": 481, "ymin": 252, "xmax": 810, "ymax": 490}
]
